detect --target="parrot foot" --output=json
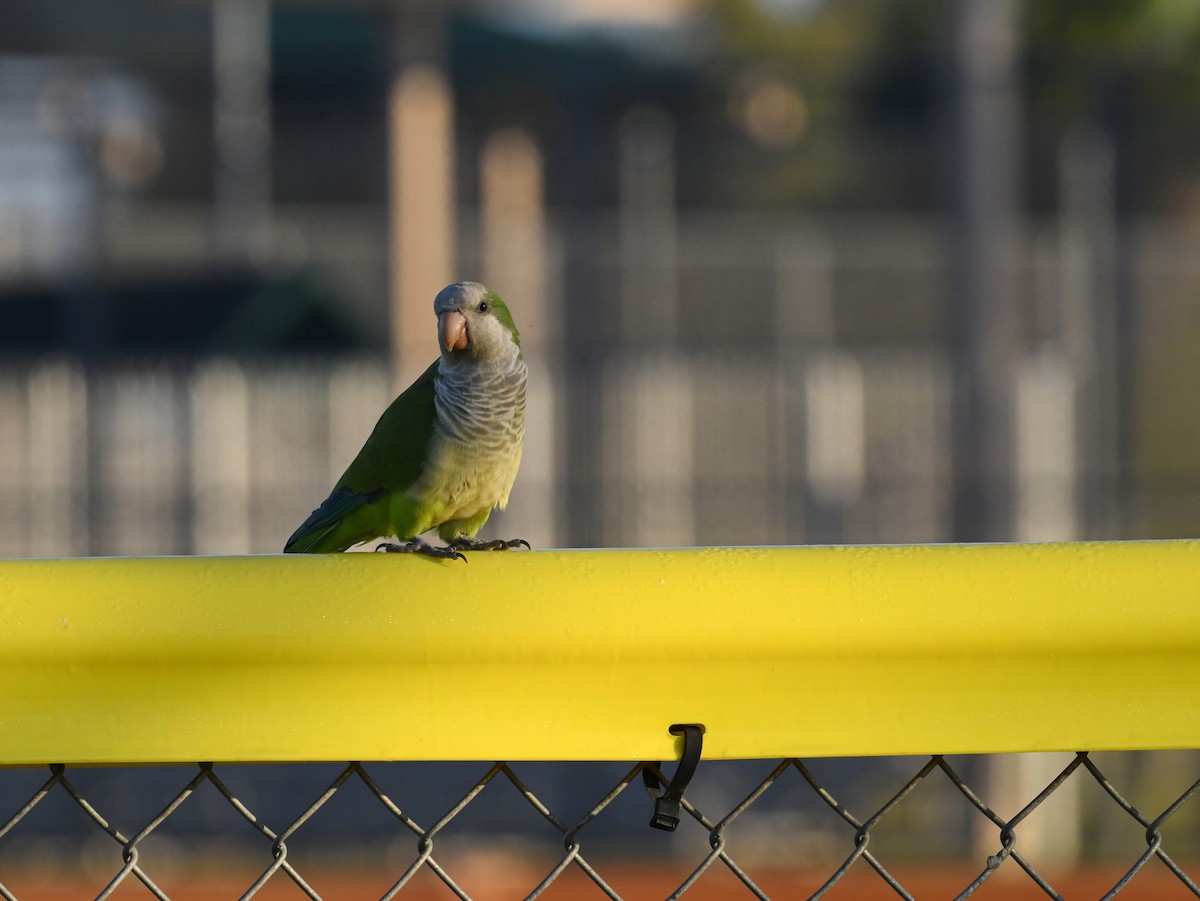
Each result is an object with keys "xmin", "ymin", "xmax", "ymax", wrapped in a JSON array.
[
  {"xmin": 375, "ymin": 539, "xmax": 467, "ymax": 562},
  {"xmin": 447, "ymin": 537, "xmax": 532, "ymax": 552}
]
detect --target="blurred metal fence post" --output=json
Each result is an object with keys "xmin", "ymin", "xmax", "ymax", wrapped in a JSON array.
[
  {"xmin": 773, "ymin": 228, "xmax": 834, "ymax": 543},
  {"xmin": 388, "ymin": 61, "xmax": 455, "ymax": 390},
  {"xmin": 619, "ymin": 106, "xmax": 678, "ymax": 344},
  {"xmin": 1059, "ymin": 128, "xmax": 1121, "ymax": 536},
  {"xmin": 949, "ymin": 0, "xmax": 1021, "ymax": 544},
  {"xmin": 190, "ymin": 362, "xmax": 252, "ymax": 554},
  {"xmin": 0, "ymin": 371, "xmax": 30, "ymax": 557},
  {"xmin": 1016, "ymin": 350, "xmax": 1077, "ymax": 543},
  {"xmin": 27, "ymin": 360, "xmax": 89, "ymax": 558},
  {"xmin": 481, "ymin": 128, "xmax": 547, "ymax": 347},
  {"xmin": 212, "ymin": 0, "xmax": 273, "ymax": 264},
  {"xmin": 805, "ymin": 354, "xmax": 864, "ymax": 536}
]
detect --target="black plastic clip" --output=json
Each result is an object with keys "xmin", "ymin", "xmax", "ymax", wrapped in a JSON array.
[{"xmin": 644, "ymin": 723, "xmax": 705, "ymax": 832}]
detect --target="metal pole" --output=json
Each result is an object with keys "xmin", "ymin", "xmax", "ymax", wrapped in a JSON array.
[
  {"xmin": 949, "ymin": 0, "xmax": 1021, "ymax": 543},
  {"xmin": 618, "ymin": 106, "xmax": 677, "ymax": 344},
  {"xmin": 387, "ymin": 64, "xmax": 455, "ymax": 390},
  {"xmin": 386, "ymin": 3, "xmax": 454, "ymax": 390},
  {"xmin": 481, "ymin": 127, "xmax": 547, "ymax": 350},
  {"xmin": 212, "ymin": 0, "xmax": 273, "ymax": 264}
]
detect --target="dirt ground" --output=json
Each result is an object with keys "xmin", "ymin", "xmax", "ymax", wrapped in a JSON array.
[{"xmin": 3, "ymin": 861, "xmax": 1195, "ymax": 900}]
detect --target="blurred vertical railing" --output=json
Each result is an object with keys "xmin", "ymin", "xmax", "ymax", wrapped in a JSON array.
[{"xmin": 0, "ymin": 349, "xmax": 1084, "ymax": 558}]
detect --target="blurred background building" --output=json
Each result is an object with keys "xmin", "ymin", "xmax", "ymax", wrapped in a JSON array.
[{"xmin": 1, "ymin": 0, "xmax": 1199, "ymax": 891}]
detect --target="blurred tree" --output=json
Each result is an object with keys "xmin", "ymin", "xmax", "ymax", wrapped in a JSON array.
[
  {"xmin": 698, "ymin": 0, "xmax": 1200, "ymax": 213},
  {"xmin": 1025, "ymin": 0, "xmax": 1200, "ymax": 212},
  {"xmin": 703, "ymin": 0, "xmax": 890, "ymax": 208}
]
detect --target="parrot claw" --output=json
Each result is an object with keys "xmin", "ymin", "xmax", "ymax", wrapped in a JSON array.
[
  {"xmin": 448, "ymin": 537, "xmax": 531, "ymax": 552},
  {"xmin": 376, "ymin": 539, "xmax": 467, "ymax": 562}
]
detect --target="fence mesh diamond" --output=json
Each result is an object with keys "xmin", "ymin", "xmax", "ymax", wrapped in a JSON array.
[{"xmin": 1, "ymin": 752, "xmax": 1198, "ymax": 900}]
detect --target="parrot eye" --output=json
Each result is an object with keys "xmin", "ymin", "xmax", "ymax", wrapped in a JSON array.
[{"xmin": 477, "ymin": 300, "xmax": 490, "ymax": 313}]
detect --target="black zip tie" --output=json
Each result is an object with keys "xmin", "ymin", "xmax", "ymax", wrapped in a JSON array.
[{"xmin": 644, "ymin": 723, "xmax": 705, "ymax": 831}]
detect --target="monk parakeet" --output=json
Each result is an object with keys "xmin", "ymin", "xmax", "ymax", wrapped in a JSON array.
[{"xmin": 284, "ymin": 282, "xmax": 528, "ymax": 560}]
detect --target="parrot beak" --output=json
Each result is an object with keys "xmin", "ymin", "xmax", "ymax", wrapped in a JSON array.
[{"xmin": 439, "ymin": 311, "xmax": 469, "ymax": 352}]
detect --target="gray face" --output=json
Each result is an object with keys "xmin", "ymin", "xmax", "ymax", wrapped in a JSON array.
[
  {"xmin": 433, "ymin": 282, "xmax": 517, "ymax": 364},
  {"xmin": 433, "ymin": 281, "xmax": 488, "ymax": 317}
]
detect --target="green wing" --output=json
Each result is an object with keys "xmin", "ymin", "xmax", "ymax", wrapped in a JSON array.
[
  {"xmin": 282, "ymin": 487, "xmax": 384, "ymax": 553},
  {"xmin": 283, "ymin": 361, "xmax": 440, "ymax": 553},
  {"xmin": 337, "ymin": 360, "xmax": 439, "ymax": 494}
]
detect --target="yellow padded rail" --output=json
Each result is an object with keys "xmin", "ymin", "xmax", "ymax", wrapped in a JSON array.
[{"xmin": 0, "ymin": 542, "xmax": 1198, "ymax": 765}]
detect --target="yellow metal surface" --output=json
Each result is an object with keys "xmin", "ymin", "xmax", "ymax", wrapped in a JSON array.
[{"xmin": 0, "ymin": 542, "xmax": 1198, "ymax": 765}]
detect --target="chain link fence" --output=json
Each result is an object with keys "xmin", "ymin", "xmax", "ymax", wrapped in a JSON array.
[{"xmin": 2, "ymin": 752, "xmax": 1198, "ymax": 900}]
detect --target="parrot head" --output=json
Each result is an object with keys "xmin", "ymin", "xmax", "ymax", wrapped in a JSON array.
[{"xmin": 434, "ymin": 282, "xmax": 521, "ymax": 364}]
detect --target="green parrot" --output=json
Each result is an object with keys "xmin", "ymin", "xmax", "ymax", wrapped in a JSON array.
[{"xmin": 284, "ymin": 281, "xmax": 528, "ymax": 560}]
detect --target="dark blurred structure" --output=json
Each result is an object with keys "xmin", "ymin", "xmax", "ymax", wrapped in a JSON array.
[{"xmin": 0, "ymin": 273, "xmax": 364, "ymax": 358}]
